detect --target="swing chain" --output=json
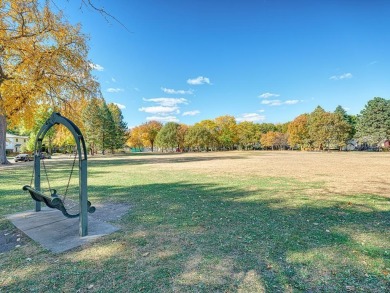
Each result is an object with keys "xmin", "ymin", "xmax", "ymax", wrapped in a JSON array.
[
  {"xmin": 63, "ymin": 150, "xmax": 77, "ymax": 203},
  {"xmin": 31, "ymin": 150, "xmax": 77, "ymax": 203},
  {"xmin": 41, "ymin": 157, "xmax": 53, "ymax": 195}
]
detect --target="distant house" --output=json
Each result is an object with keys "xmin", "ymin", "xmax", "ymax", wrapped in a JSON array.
[
  {"xmin": 341, "ymin": 139, "xmax": 358, "ymax": 151},
  {"xmin": 5, "ymin": 133, "xmax": 29, "ymax": 153}
]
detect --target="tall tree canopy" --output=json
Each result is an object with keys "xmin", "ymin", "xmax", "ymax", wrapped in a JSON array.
[
  {"xmin": 355, "ymin": 97, "xmax": 390, "ymax": 145},
  {"xmin": 287, "ymin": 114, "xmax": 310, "ymax": 150},
  {"xmin": 108, "ymin": 103, "xmax": 128, "ymax": 152},
  {"xmin": 0, "ymin": 0, "xmax": 97, "ymax": 164},
  {"xmin": 236, "ymin": 121, "xmax": 261, "ymax": 150},
  {"xmin": 155, "ymin": 122, "xmax": 180, "ymax": 151},
  {"xmin": 215, "ymin": 115, "xmax": 238, "ymax": 150},
  {"xmin": 140, "ymin": 120, "xmax": 162, "ymax": 152}
]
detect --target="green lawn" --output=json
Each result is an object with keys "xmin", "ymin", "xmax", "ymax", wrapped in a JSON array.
[{"xmin": 0, "ymin": 153, "xmax": 389, "ymax": 292}]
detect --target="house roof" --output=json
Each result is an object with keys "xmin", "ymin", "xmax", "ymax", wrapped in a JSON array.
[{"xmin": 6, "ymin": 133, "xmax": 29, "ymax": 139}]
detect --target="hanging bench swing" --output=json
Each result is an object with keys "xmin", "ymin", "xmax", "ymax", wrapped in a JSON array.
[{"xmin": 23, "ymin": 112, "xmax": 95, "ymax": 237}]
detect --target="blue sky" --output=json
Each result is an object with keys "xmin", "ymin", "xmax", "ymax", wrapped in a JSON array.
[{"xmin": 58, "ymin": 1, "xmax": 390, "ymax": 127}]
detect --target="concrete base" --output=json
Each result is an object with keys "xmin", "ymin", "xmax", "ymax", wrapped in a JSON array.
[{"xmin": 6, "ymin": 208, "xmax": 120, "ymax": 253}]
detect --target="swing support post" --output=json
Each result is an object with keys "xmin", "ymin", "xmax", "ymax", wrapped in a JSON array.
[
  {"xmin": 34, "ymin": 152, "xmax": 41, "ymax": 212},
  {"xmin": 32, "ymin": 112, "xmax": 91, "ymax": 237}
]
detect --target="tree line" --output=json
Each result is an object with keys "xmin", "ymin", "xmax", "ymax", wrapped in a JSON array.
[
  {"xmin": 127, "ymin": 97, "xmax": 390, "ymax": 152},
  {"xmin": 9, "ymin": 98, "xmax": 128, "ymax": 156}
]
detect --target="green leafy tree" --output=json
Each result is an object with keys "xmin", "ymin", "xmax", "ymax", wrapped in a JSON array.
[
  {"xmin": 155, "ymin": 122, "xmax": 180, "ymax": 151},
  {"xmin": 100, "ymin": 101, "xmax": 116, "ymax": 154},
  {"xmin": 275, "ymin": 122, "xmax": 290, "ymax": 133},
  {"xmin": 24, "ymin": 107, "xmax": 56, "ymax": 153},
  {"xmin": 334, "ymin": 105, "xmax": 356, "ymax": 141},
  {"xmin": 236, "ymin": 122, "xmax": 261, "ymax": 150},
  {"xmin": 185, "ymin": 124, "xmax": 213, "ymax": 151},
  {"xmin": 258, "ymin": 123, "xmax": 277, "ymax": 134},
  {"xmin": 215, "ymin": 115, "xmax": 238, "ymax": 150},
  {"xmin": 355, "ymin": 97, "xmax": 390, "ymax": 146},
  {"xmin": 198, "ymin": 119, "xmax": 219, "ymax": 150},
  {"xmin": 108, "ymin": 103, "xmax": 128, "ymax": 152},
  {"xmin": 177, "ymin": 124, "xmax": 188, "ymax": 151},
  {"xmin": 82, "ymin": 98, "xmax": 104, "ymax": 155},
  {"xmin": 308, "ymin": 106, "xmax": 351, "ymax": 150},
  {"xmin": 308, "ymin": 106, "xmax": 327, "ymax": 150}
]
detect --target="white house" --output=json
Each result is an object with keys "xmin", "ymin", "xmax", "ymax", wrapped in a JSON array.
[{"xmin": 6, "ymin": 133, "xmax": 29, "ymax": 153}]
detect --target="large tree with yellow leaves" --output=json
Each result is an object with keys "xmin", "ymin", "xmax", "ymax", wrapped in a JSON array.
[{"xmin": 0, "ymin": 0, "xmax": 97, "ymax": 164}]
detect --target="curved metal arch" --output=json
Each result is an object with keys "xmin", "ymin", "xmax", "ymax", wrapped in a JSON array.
[
  {"xmin": 33, "ymin": 112, "xmax": 90, "ymax": 236},
  {"xmin": 35, "ymin": 112, "xmax": 87, "ymax": 161}
]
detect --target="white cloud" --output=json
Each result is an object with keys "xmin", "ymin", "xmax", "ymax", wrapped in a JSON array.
[
  {"xmin": 111, "ymin": 77, "xmax": 116, "ymax": 82},
  {"xmin": 187, "ymin": 76, "xmax": 211, "ymax": 85},
  {"xmin": 261, "ymin": 99, "xmax": 282, "ymax": 106},
  {"xmin": 182, "ymin": 110, "xmax": 200, "ymax": 116},
  {"xmin": 107, "ymin": 88, "xmax": 124, "ymax": 93},
  {"xmin": 146, "ymin": 116, "xmax": 179, "ymax": 122},
  {"xmin": 161, "ymin": 87, "xmax": 193, "ymax": 95},
  {"xmin": 236, "ymin": 113, "xmax": 266, "ymax": 122},
  {"xmin": 89, "ymin": 63, "xmax": 104, "ymax": 71},
  {"xmin": 259, "ymin": 92, "xmax": 280, "ymax": 99},
  {"xmin": 134, "ymin": 87, "xmax": 140, "ymax": 92},
  {"xmin": 284, "ymin": 100, "xmax": 299, "ymax": 105},
  {"xmin": 261, "ymin": 99, "xmax": 301, "ymax": 106},
  {"xmin": 142, "ymin": 97, "xmax": 187, "ymax": 107},
  {"xmin": 141, "ymin": 97, "xmax": 189, "ymax": 118},
  {"xmin": 139, "ymin": 106, "xmax": 179, "ymax": 114},
  {"xmin": 113, "ymin": 103, "xmax": 126, "ymax": 109},
  {"xmin": 329, "ymin": 73, "xmax": 353, "ymax": 80}
]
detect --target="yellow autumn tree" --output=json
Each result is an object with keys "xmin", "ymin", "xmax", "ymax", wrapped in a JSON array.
[
  {"xmin": 0, "ymin": 0, "xmax": 98, "ymax": 164},
  {"xmin": 140, "ymin": 121, "xmax": 162, "ymax": 152},
  {"xmin": 127, "ymin": 126, "xmax": 144, "ymax": 151}
]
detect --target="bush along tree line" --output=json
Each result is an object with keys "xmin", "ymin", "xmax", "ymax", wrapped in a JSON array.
[{"xmin": 127, "ymin": 97, "xmax": 390, "ymax": 152}]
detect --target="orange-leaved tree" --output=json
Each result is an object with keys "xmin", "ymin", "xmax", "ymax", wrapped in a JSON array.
[
  {"xmin": 0, "ymin": 0, "xmax": 98, "ymax": 164},
  {"xmin": 287, "ymin": 114, "xmax": 310, "ymax": 150}
]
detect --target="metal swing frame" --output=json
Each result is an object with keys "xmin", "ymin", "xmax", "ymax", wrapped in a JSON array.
[{"xmin": 28, "ymin": 112, "xmax": 91, "ymax": 237}]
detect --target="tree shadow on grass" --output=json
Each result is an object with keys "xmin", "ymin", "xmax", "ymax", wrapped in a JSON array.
[
  {"xmin": 88, "ymin": 153, "xmax": 247, "ymax": 168},
  {"xmin": 1, "ymin": 180, "xmax": 390, "ymax": 292}
]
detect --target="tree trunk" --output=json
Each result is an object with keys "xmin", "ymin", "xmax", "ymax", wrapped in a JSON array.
[{"xmin": 0, "ymin": 114, "xmax": 10, "ymax": 165}]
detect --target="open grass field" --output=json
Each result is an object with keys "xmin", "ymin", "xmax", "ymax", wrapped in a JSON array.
[{"xmin": 0, "ymin": 151, "xmax": 389, "ymax": 292}]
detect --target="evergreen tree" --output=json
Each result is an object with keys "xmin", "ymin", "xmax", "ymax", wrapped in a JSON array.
[
  {"xmin": 100, "ymin": 101, "xmax": 116, "ymax": 155},
  {"xmin": 82, "ymin": 98, "xmax": 104, "ymax": 155},
  {"xmin": 108, "ymin": 103, "xmax": 128, "ymax": 152},
  {"xmin": 355, "ymin": 97, "xmax": 390, "ymax": 146},
  {"xmin": 334, "ymin": 105, "xmax": 356, "ymax": 140}
]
